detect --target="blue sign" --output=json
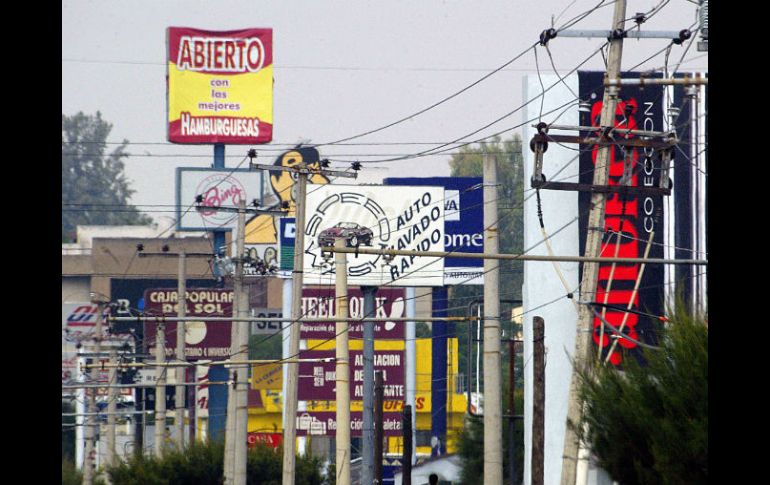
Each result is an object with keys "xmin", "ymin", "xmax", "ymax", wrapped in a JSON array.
[
  {"xmin": 384, "ymin": 177, "xmax": 484, "ymax": 285},
  {"xmin": 279, "ymin": 217, "xmax": 296, "ymax": 273}
]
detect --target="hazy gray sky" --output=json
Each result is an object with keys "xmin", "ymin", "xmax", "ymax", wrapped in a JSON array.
[{"xmin": 62, "ymin": 0, "xmax": 707, "ymax": 217}]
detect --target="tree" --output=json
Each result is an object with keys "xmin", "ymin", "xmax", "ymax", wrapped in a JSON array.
[
  {"xmin": 577, "ymin": 307, "xmax": 708, "ymax": 484},
  {"xmin": 62, "ymin": 111, "xmax": 152, "ymax": 242},
  {"xmin": 107, "ymin": 440, "xmax": 325, "ymax": 484},
  {"xmin": 456, "ymin": 389, "xmax": 524, "ymax": 484}
]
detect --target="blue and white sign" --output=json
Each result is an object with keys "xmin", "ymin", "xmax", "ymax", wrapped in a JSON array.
[
  {"xmin": 278, "ymin": 217, "xmax": 296, "ymax": 278},
  {"xmin": 384, "ymin": 177, "xmax": 484, "ymax": 285}
]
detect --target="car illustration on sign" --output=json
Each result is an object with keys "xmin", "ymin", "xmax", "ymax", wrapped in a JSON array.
[{"xmin": 318, "ymin": 222, "xmax": 373, "ymax": 247}]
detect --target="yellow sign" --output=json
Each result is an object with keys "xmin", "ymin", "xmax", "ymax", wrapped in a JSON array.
[{"xmin": 251, "ymin": 363, "xmax": 282, "ymax": 390}]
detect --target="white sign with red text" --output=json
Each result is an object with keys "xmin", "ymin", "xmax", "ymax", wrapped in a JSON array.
[{"xmin": 176, "ymin": 167, "xmax": 264, "ymax": 231}]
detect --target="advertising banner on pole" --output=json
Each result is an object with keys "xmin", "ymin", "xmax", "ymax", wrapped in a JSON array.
[
  {"xmin": 167, "ymin": 27, "xmax": 273, "ymax": 144},
  {"xmin": 298, "ymin": 349, "xmax": 405, "ymax": 401},
  {"xmin": 303, "ymin": 184, "xmax": 445, "ymax": 286},
  {"xmin": 300, "ymin": 287, "xmax": 406, "ymax": 340},
  {"xmin": 143, "ymin": 288, "xmax": 233, "ymax": 360},
  {"xmin": 385, "ymin": 177, "xmax": 484, "ymax": 285},
  {"xmin": 577, "ymin": 71, "xmax": 666, "ymax": 366}
]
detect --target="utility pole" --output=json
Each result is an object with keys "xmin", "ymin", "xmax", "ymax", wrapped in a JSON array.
[
  {"xmin": 483, "ymin": 151, "xmax": 503, "ymax": 485},
  {"xmin": 155, "ymin": 318, "xmax": 167, "ymax": 459},
  {"xmin": 175, "ymin": 250, "xmax": 187, "ymax": 450},
  {"xmin": 83, "ymin": 297, "xmax": 106, "ymax": 485},
  {"xmin": 233, "ymin": 200, "xmax": 249, "ymax": 485},
  {"xmin": 361, "ymin": 286, "xmax": 377, "ymax": 485},
  {"xmin": 283, "ymin": 169, "xmax": 307, "ymax": 485},
  {"xmin": 246, "ymin": 154, "xmax": 358, "ymax": 485},
  {"xmin": 374, "ymin": 371, "xmax": 384, "ymax": 485},
  {"xmin": 136, "ymin": 247, "xmax": 223, "ymax": 458},
  {"xmin": 106, "ymin": 341, "xmax": 117, "ymax": 471},
  {"xmin": 560, "ymin": 2, "xmax": 627, "ymax": 484},
  {"xmin": 402, "ymin": 404, "xmax": 412, "ymax": 485},
  {"xmin": 532, "ymin": 317, "xmax": 545, "ymax": 485},
  {"xmin": 335, "ymin": 236, "xmax": 351, "ymax": 485}
]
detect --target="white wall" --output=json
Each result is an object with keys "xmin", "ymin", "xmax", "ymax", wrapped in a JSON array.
[{"xmin": 522, "ymin": 74, "xmax": 580, "ymax": 485}]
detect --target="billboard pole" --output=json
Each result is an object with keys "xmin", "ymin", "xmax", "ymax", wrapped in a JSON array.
[{"xmin": 213, "ymin": 143, "xmax": 226, "ymax": 273}]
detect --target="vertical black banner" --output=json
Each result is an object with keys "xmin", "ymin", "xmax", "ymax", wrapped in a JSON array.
[{"xmin": 577, "ymin": 71, "xmax": 666, "ymax": 366}]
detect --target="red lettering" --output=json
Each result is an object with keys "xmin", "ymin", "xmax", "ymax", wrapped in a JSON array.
[
  {"xmin": 178, "ymin": 40, "xmax": 192, "ymax": 68},
  {"xmin": 213, "ymin": 41, "xmax": 224, "ymax": 69},
  {"xmin": 416, "ymin": 396, "xmax": 425, "ymax": 410},
  {"xmin": 224, "ymin": 42, "xmax": 235, "ymax": 69},
  {"xmin": 193, "ymin": 40, "xmax": 205, "ymax": 68}
]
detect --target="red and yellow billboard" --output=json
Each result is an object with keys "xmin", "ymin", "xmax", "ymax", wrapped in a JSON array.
[{"xmin": 167, "ymin": 27, "xmax": 273, "ymax": 144}]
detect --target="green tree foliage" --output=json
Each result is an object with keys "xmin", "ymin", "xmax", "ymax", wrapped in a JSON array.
[
  {"xmin": 106, "ymin": 440, "xmax": 325, "ymax": 485},
  {"xmin": 578, "ymin": 308, "xmax": 708, "ymax": 484},
  {"xmin": 62, "ymin": 111, "xmax": 152, "ymax": 242},
  {"xmin": 456, "ymin": 389, "xmax": 524, "ymax": 484}
]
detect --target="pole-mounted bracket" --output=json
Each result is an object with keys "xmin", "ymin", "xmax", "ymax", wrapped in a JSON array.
[{"xmin": 529, "ymin": 124, "xmax": 678, "ymax": 196}]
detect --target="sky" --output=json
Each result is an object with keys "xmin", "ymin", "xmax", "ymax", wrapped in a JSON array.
[{"xmin": 62, "ymin": 0, "xmax": 708, "ymax": 223}]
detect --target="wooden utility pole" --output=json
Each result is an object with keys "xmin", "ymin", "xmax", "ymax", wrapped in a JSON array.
[
  {"xmin": 335, "ymin": 236, "xmax": 351, "ymax": 485},
  {"xmin": 560, "ymin": 1, "xmax": 627, "ymax": 484},
  {"xmin": 532, "ymin": 317, "xmax": 545, "ymax": 485},
  {"xmin": 483, "ymin": 151, "xmax": 503, "ymax": 485}
]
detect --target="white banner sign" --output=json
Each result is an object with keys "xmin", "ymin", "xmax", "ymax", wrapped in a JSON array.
[
  {"xmin": 302, "ymin": 185, "xmax": 445, "ymax": 286},
  {"xmin": 176, "ymin": 168, "xmax": 264, "ymax": 231}
]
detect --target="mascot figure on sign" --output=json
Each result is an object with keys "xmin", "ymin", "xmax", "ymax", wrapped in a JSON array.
[{"xmin": 244, "ymin": 146, "xmax": 329, "ymax": 244}]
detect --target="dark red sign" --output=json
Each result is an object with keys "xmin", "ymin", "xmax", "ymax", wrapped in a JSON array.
[
  {"xmin": 143, "ymin": 289, "xmax": 233, "ymax": 361},
  {"xmin": 298, "ymin": 350, "xmax": 405, "ymax": 401},
  {"xmin": 300, "ymin": 287, "xmax": 406, "ymax": 340}
]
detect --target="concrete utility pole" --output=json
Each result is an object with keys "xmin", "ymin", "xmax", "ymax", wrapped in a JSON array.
[
  {"xmin": 283, "ymin": 169, "xmax": 307, "ymax": 485},
  {"xmin": 361, "ymin": 286, "xmax": 377, "ymax": 485},
  {"xmin": 560, "ymin": 2, "xmax": 627, "ymax": 484},
  {"xmin": 83, "ymin": 298, "xmax": 105, "ymax": 485},
  {"xmin": 175, "ymin": 250, "xmax": 186, "ymax": 450},
  {"xmin": 483, "ymin": 151, "xmax": 503, "ymax": 485},
  {"xmin": 155, "ymin": 319, "xmax": 167, "ymax": 459},
  {"xmin": 106, "ymin": 342, "xmax": 117, "ymax": 471},
  {"xmin": 233, "ymin": 200, "xmax": 249, "ymax": 485},
  {"xmin": 335, "ymin": 236, "xmax": 352, "ymax": 485}
]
